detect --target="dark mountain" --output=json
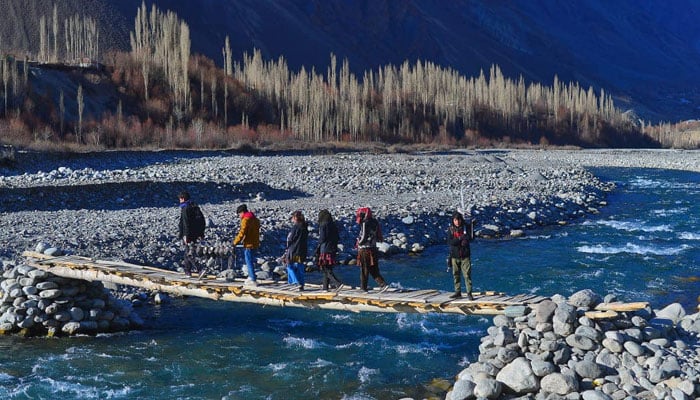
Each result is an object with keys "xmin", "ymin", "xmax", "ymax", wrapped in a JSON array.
[{"xmin": 2, "ymin": 0, "xmax": 700, "ymax": 122}]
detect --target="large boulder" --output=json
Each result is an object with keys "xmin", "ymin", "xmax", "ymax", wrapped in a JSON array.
[{"xmin": 496, "ymin": 357, "xmax": 539, "ymax": 394}]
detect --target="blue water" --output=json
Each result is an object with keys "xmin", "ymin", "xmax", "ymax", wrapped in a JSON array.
[{"xmin": 1, "ymin": 167, "xmax": 698, "ymax": 399}]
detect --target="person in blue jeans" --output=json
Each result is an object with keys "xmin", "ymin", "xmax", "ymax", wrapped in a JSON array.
[
  {"xmin": 285, "ymin": 210, "xmax": 308, "ymax": 291},
  {"xmin": 232, "ymin": 204, "xmax": 260, "ymax": 286}
]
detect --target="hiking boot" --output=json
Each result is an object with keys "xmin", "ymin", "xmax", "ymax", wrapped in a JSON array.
[
  {"xmin": 449, "ymin": 292, "xmax": 462, "ymax": 299},
  {"xmin": 298, "ymin": 285, "xmax": 304, "ymax": 292},
  {"xmin": 335, "ymin": 284, "xmax": 345, "ymax": 293},
  {"xmin": 379, "ymin": 284, "xmax": 390, "ymax": 293},
  {"xmin": 244, "ymin": 279, "xmax": 257, "ymax": 287},
  {"xmin": 467, "ymin": 292, "xmax": 474, "ymax": 301}
]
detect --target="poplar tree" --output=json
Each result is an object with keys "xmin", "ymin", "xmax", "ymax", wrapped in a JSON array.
[
  {"xmin": 77, "ymin": 84, "xmax": 84, "ymax": 143},
  {"xmin": 59, "ymin": 90, "xmax": 65, "ymax": 134}
]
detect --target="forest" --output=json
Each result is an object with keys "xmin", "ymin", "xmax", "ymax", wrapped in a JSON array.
[{"xmin": 0, "ymin": 2, "xmax": 697, "ymax": 151}]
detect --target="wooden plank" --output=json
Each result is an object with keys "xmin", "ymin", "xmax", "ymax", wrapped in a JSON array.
[{"xmin": 594, "ymin": 302, "xmax": 649, "ymax": 312}]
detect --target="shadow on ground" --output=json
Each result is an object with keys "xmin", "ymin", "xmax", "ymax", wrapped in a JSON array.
[{"xmin": 0, "ymin": 180, "xmax": 309, "ymax": 212}]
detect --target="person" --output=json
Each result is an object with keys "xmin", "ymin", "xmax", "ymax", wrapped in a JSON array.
[
  {"xmin": 178, "ymin": 191, "xmax": 205, "ymax": 276},
  {"xmin": 447, "ymin": 211, "xmax": 473, "ymax": 300},
  {"xmin": 315, "ymin": 209, "xmax": 344, "ymax": 291},
  {"xmin": 232, "ymin": 204, "xmax": 260, "ymax": 286},
  {"xmin": 285, "ymin": 210, "xmax": 308, "ymax": 291},
  {"xmin": 355, "ymin": 207, "xmax": 388, "ymax": 292}
]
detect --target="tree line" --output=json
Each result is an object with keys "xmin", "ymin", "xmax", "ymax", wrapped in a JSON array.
[{"xmin": 0, "ymin": 1, "xmax": 698, "ymax": 149}]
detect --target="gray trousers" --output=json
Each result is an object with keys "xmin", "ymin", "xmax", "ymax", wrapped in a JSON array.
[{"xmin": 451, "ymin": 256, "xmax": 472, "ymax": 294}]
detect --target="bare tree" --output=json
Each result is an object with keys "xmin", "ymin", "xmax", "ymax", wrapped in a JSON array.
[
  {"xmin": 59, "ymin": 90, "xmax": 65, "ymax": 134},
  {"xmin": 77, "ymin": 84, "xmax": 84, "ymax": 143}
]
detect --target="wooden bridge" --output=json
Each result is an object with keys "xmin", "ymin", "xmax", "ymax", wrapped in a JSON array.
[{"xmin": 22, "ymin": 251, "xmax": 647, "ymax": 317}]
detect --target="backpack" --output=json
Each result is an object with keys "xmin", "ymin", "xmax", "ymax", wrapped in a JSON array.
[{"xmin": 188, "ymin": 203, "xmax": 206, "ymax": 239}]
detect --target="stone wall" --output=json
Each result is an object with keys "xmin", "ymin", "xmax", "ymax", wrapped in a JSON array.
[{"xmin": 0, "ymin": 261, "xmax": 144, "ymax": 336}]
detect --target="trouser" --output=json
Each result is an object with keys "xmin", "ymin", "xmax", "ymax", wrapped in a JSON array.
[
  {"xmin": 321, "ymin": 266, "xmax": 343, "ymax": 290},
  {"xmin": 243, "ymin": 248, "xmax": 257, "ymax": 281},
  {"xmin": 287, "ymin": 262, "xmax": 305, "ymax": 286},
  {"xmin": 358, "ymin": 248, "xmax": 386, "ymax": 291},
  {"xmin": 451, "ymin": 256, "xmax": 472, "ymax": 294},
  {"xmin": 182, "ymin": 242, "xmax": 197, "ymax": 274}
]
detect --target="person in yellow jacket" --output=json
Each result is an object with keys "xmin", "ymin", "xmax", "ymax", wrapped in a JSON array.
[{"xmin": 233, "ymin": 204, "xmax": 260, "ymax": 286}]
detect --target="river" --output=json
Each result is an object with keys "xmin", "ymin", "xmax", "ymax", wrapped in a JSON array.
[{"xmin": 0, "ymin": 167, "xmax": 698, "ymax": 399}]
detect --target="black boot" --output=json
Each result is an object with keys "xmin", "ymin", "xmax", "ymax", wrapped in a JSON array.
[{"xmin": 449, "ymin": 292, "xmax": 462, "ymax": 299}]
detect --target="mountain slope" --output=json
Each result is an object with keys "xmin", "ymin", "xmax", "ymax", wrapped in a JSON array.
[{"xmin": 2, "ymin": 0, "xmax": 700, "ymax": 122}]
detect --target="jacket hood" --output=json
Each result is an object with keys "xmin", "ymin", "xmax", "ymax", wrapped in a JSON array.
[{"xmin": 356, "ymin": 207, "xmax": 372, "ymax": 223}]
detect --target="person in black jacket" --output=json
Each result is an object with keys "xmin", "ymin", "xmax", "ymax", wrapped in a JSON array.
[
  {"xmin": 355, "ymin": 207, "xmax": 388, "ymax": 292},
  {"xmin": 285, "ymin": 210, "xmax": 308, "ymax": 291},
  {"xmin": 447, "ymin": 211, "xmax": 473, "ymax": 300},
  {"xmin": 315, "ymin": 209, "xmax": 344, "ymax": 291},
  {"xmin": 178, "ymin": 191, "xmax": 202, "ymax": 276}
]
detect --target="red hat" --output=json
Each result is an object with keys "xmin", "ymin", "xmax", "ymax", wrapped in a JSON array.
[{"xmin": 356, "ymin": 207, "xmax": 372, "ymax": 223}]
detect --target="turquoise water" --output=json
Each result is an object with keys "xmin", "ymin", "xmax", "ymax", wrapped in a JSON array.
[{"xmin": 1, "ymin": 167, "xmax": 698, "ymax": 399}]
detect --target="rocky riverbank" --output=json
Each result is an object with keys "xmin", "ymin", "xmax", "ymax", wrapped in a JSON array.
[
  {"xmin": 7, "ymin": 148, "xmax": 694, "ymax": 273},
  {"xmin": 445, "ymin": 289, "xmax": 700, "ymax": 400}
]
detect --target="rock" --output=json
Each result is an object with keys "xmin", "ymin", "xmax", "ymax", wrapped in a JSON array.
[
  {"xmin": 496, "ymin": 357, "xmax": 539, "ymax": 394},
  {"xmin": 509, "ymin": 229, "xmax": 525, "ymax": 237},
  {"xmin": 61, "ymin": 321, "xmax": 81, "ymax": 335},
  {"xmin": 530, "ymin": 358, "xmax": 556, "ymax": 377},
  {"xmin": 653, "ymin": 303, "xmax": 686, "ymax": 326},
  {"xmin": 540, "ymin": 372, "xmax": 579, "ymax": 395},
  {"xmin": 69, "ymin": 307, "xmax": 85, "ymax": 321},
  {"xmin": 39, "ymin": 289, "xmax": 62, "ymax": 299},
  {"xmin": 474, "ymin": 376, "xmax": 502, "ymax": 399},
  {"xmin": 450, "ymin": 378, "xmax": 476, "ymax": 400},
  {"xmin": 504, "ymin": 305, "xmax": 529, "ymax": 318},
  {"xmin": 43, "ymin": 247, "xmax": 63, "ymax": 256},
  {"xmin": 566, "ymin": 334, "xmax": 597, "ymax": 351},
  {"xmin": 154, "ymin": 292, "xmax": 170, "ymax": 304},
  {"xmin": 36, "ymin": 281, "xmax": 59, "ymax": 290},
  {"xmin": 622, "ymin": 341, "xmax": 645, "ymax": 357},
  {"xmin": 568, "ymin": 289, "xmax": 602, "ymax": 309},
  {"xmin": 581, "ymin": 390, "xmax": 613, "ymax": 400},
  {"xmin": 574, "ymin": 360, "xmax": 604, "ymax": 379},
  {"xmin": 35, "ymin": 242, "xmax": 49, "ymax": 253}
]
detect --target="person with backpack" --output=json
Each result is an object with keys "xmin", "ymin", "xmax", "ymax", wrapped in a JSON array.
[
  {"xmin": 447, "ymin": 211, "xmax": 474, "ymax": 300},
  {"xmin": 355, "ymin": 207, "xmax": 389, "ymax": 293},
  {"xmin": 233, "ymin": 204, "xmax": 260, "ymax": 286},
  {"xmin": 315, "ymin": 209, "xmax": 344, "ymax": 291},
  {"xmin": 178, "ymin": 191, "xmax": 206, "ymax": 276},
  {"xmin": 284, "ymin": 210, "xmax": 308, "ymax": 291}
]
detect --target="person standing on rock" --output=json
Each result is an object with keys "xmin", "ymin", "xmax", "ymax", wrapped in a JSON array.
[
  {"xmin": 447, "ymin": 211, "xmax": 473, "ymax": 300},
  {"xmin": 315, "ymin": 209, "xmax": 344, "ymax": 291},
  {"xmin": 232, "ymin": 204, "xmax": 260, "ymax": 286},
  {"xmin": 285, "ymin": 210, "xmax": 308, "ymax": 291},
  {"xmin": 355, "ymin": 207, "xmax": 389, "ymax": 292},
  {"xmin": 178, "ymin": 191, "xmax": 206, "ymax": 277}
]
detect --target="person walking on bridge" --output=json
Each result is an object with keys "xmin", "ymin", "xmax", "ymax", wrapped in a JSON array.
[
  {"xmin": 315, "ymin": 209, "xmax": 344, "ymax": 291},
  {"xmin": 447, "ymin": 211, "xmax": 474, "ymax": 300},
  {"xmin": 233, "ymin": 204, "xmax": 260, "ymax": 286},
  {"xmin": 285, "ymin": 210, "xmax": 308, "ymax": 291},
  {"xmin": 355, "ymin": 207, "xmax": 389, "ymax": 293},
  {"xmin": 178, "ymin": 191, "xmax": 206, "ymax": 277}
]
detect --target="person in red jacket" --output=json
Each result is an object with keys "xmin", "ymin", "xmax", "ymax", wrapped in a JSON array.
[{"xmin": 447, "ymin": 211, "xmax": 473, "ymax": 300}]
